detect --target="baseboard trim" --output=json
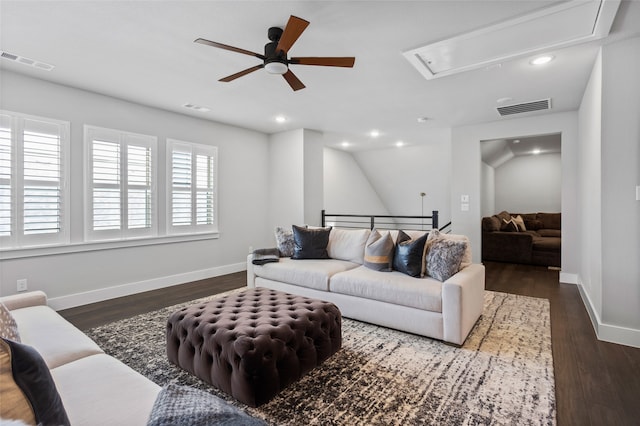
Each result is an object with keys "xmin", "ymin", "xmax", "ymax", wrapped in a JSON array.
[
  {"xmin": 559, "ymin": 272, "xmax": 578, "ymax": 284},
  {"xmin": 48, "ymin": 262, "xmax": 246, "ymax": 311},
  {"xmin": 577, "ymin": 279, "xmax": 640, "ymax": 349}
]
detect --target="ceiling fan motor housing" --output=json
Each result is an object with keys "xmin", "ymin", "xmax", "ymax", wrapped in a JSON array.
[{"xmin": 264, "ymin": 39, "xmax": 288, "ymax": 74}]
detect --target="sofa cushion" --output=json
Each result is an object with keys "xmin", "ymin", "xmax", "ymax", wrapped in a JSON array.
[
  {"xmin": 1, "ymin": 301, "xmax": 21, "ymax": 342},
  {"xmin": 253, "ymin": 257, "xmax": 359, "ymax": 291},
  {"xmin": 51, "ymin": 354, "xmax": 161, "ymax": 426},
  {"xmin": 425, "ymin": 239, "xmax": 467, "ymax": 282},
  {"xmin": 393, "ymin": 231, "xmax": 428, "ymax": 277},
  {"xmin": 532, "ymin": 237, "xmax": 561, "ymax": 252},
  {"xmin": 291, "ymin": 225, "xmax": 331, "ymax": 260},
  {"xmin": 330, "ymin": 266, "xmax": 442, "ymax": 312},
  {"xmin": 327, "ymin": 228, "xmax": 370, "ymax": 264},
  {"xmin": 274, "ymin": 226, "xmax": 295, "ymax": 257},
  {"xmin": 537, "ymin": 229, "xmax": 561, "ymax": 238},
  {"xmin": 10, "ymin": 305, "xmax": 104, "ymax": 369},
  {"xmin": 1, "ymin": 337, "xmax": 70, "ymax": 426},
  {"xmin": 482, "ymin": 216, "xmax": 501, "ymax": 232},
  {"xmin": 537, "ymin": 213, "xmax": 561, "ymax": 230},
  {"xmin": 363, "ymin": 229, "xmax": 394, "ymax": 272}
]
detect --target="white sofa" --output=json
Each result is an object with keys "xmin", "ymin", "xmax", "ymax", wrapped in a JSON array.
[
  {"xmin": 1, "ymin": 291, "xmax": 160, "ymax": 426},
  {"xmin": 247, "ymin": 228, "xmax": 485, "ymax": 346}
]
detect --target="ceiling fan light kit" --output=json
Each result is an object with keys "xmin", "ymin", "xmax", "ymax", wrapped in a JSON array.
[{"xmin": 195, "ymin": 15, "xmax": 355, "ymax": 91}]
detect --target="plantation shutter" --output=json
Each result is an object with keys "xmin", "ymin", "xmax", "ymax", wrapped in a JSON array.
[
  {"xmin": 0, "ymin": 114, "xmax": 12, "ymax": 239},
  {"xmin": 168, "ymin": 140, "xmax": 217, "ymax": 234},
  {"xmin": 85, "ymin": 126, "xmax": 156, "ymax": 241}
]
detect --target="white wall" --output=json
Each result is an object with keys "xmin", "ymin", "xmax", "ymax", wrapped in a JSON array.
[
  {"xmin": 0, "ymin": 71, "xmax": 272, "ymax": 307},
  {"xmin": 494, "ymin": 153, "xmax": 562, "ymax": 213},
  {"xmin": 323, "ymin": 148, "xmax": 390, "ymax": 215},
  {"xmin": 481, "ymin": 162, "xmax": 495, "ymax": 217},
  {"xmin": 268, "ymin": 129, "xmax": 305, "ymax": 229},
  {"xmin": 352, "ymin": 139, "xmax": 453, "ymax": 228},
  {"xmin": 578, "ymin": 49, "xmax": 603, "ymax": 319},
  {"xmin": 451, "ymin": 112, "xmax": 579, "ymax": 272}
]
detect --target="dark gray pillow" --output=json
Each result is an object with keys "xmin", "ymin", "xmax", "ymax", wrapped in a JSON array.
[
  {"xmin": 147, "ymin": 384, "xmax": 266, "ymax": 426},
  {"xmin": 392, "ymin": 230, "xmax": 428, "ymax": 277},
  {"xmin": 425, "ymin": 239, "xmax": 467, "ymax": 281},
  {"xmin": 1, "ymin": 337, "xmax": 71, "ymax": 426},
  {"xmin": 274, "ymin": 226, "xmax": 295, "ymax": 257},
  {"xmin": 291, "ymin": 225, "xmax": 332, "ymax": 259},
  {"xmin": 363, "ymin": 229, "xmax": 394, "ymax": 272}
]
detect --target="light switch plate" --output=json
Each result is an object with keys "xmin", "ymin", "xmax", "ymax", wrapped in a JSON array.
[
  {"xmin": 461, "ymin": 203, "xmax": 469, "ymax": 211},
  {"xmin": 637, "ymin": 186, "xmax": 640, "ymax": 201},
  {"xmin": 461, "ymin": 194, "xmax": 469, "ymax": 202}
]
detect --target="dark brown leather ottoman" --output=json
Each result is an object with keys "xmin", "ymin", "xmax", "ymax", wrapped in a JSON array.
[{"xmin": 166, "ymin": 288, "xmax": 342, "ymax": 407}]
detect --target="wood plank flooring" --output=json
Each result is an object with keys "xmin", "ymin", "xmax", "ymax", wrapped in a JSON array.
[{"xmin": 59, "ymin": 262, "xmax": 640, "ymax": 426}]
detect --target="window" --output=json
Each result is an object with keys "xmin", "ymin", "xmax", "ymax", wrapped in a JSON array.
[
  {"xmin": 0, "ymin": 111, "xmax": 69, "ymax": 249},
  {"xmin": 84, "ymin": 126, "xmax": 157, "ymax": 241},
  {"xmin": 167, "ymin": 139, "xmax": 217, "ymax": 234}
]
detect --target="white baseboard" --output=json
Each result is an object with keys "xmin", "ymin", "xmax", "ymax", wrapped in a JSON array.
[
  {"xmin": 559, "ymin": 272, "xmax": 578, "ymax": 284},
  {"xmin": 577, "ymin": 279, "xmax": 640, "ymax": 349},
  {"xmin": 48, "ymin": 262, "xmax": 246, "ymax": 311}
]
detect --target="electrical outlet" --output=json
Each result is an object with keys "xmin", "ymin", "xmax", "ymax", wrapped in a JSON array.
[{"xmin": 17, "ymin": 279, "xmax": 27, "ymax": 292}]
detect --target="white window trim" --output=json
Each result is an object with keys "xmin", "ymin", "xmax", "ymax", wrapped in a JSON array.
[
  {"xmin": 166, "ymin": 139, "xmax": 218, "ymax": 235},
  {"xmin": 0, "ymin": 110, "xmax": 70, "ymax": 250},
  {"xmin": 84, "ymin": 125, "xmax": 158, "ymax": 242}
]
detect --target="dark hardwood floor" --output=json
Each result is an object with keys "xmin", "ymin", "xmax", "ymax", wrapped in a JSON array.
[{"xmin": 59, "ymin": 263, "xmax": 640, "ymax": 426}]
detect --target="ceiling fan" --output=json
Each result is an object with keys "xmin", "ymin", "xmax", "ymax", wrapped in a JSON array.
[{"xmin": 194, "ymin": 15, "xmax": 355, "ymax": 91}]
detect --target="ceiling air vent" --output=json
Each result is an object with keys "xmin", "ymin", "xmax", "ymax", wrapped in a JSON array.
[
  {"xmin": 497, "ymin": 99, "xmax": 551, "ymax": 117},
  {"xmin": 0, "ymin": 50, "xmax": 55, "ymax": 71}
]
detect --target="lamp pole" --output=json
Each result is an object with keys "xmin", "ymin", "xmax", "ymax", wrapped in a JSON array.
[{"xmin": 420, "ymin": 192, "xmax": 426, "ymax": 230}]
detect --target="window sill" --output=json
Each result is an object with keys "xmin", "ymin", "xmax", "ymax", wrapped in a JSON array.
[{"xmin": 0, "ymin": 231, "xmax": 220, "ymax": 260}]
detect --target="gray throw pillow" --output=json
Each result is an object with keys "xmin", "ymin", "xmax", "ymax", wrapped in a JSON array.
[
  {"xmin": 363, "ymin": 229, "xmax": 394, "ymax": 272},
  {"xmin": 425, "ymin": 239, "xmax": 467, "ymax": 282},
  {"xmin": 147, "ymin": 384, "xmax": 266, "ymax": 426},
  {"xmin": 393, "ymin": 230, "xmax": 428, "ymax": 277},
  {"xmin": 274, "ymin": 226, "xmax": 295, "ymax": 257},
  {"xmin": 291, "ymin": 225, "xmax": 332, "ymax": 259}
]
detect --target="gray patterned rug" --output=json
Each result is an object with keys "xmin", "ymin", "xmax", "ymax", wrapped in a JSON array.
[{"xmin": 85, "ymin": 290, "xmax": 555, "ymax": 425}]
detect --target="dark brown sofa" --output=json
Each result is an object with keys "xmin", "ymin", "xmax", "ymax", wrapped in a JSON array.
[{"xmin": 481, "ymin": 211, "xmax": 561, "ymax": 267}]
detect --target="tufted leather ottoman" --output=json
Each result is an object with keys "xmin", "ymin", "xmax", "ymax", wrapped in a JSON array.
[{"xmin": 166, "ymin": 288, "xmax": 342, "ymax": 407}]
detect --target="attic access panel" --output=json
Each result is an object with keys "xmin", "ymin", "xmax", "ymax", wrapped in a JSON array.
[{"xmin": 403, "ymin": 0, "xmax": 620, "ymax": 80}]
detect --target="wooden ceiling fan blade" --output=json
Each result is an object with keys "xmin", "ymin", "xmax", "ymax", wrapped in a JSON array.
[
  {"xmin": 290, "ymin": 57, "xmax": 356, "ymax": 67},
  {"xmin": 282, "ymin": 70, "xmax": 305, "ymax": 91},
  {"xmin": 219, "ymin": 65, "xmax": 264, "ymax": 82},
  {"xmin": 276, "ymin": 15, "xmax": 310, "ymax": 54},
  {"xmin": 195, "ymin": 38, "xmax": 265, "ymax": 60}
]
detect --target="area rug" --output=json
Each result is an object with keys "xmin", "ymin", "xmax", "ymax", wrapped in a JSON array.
[{"xmin": 85, "ymin": 290, "xmax": 555, "ymax": 425}]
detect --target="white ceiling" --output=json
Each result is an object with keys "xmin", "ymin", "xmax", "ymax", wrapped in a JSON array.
[{"xmin": 1, "ymin": 1, "xmax": 639, "ymax": 151}]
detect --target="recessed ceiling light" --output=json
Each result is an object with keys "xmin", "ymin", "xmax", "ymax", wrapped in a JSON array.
[
  {"xmin": 496, "ymin": 97, "xmax": 513, "ymax": 104},
  {"xmin": 275, "ymin": 115, "xmax": 287, "ymax": 123},
  {"xmin": 341, "ymin": 141, "xmax": 349, "ymax": 148},
  {"xmin": 395, "ymin": 141, "xmax": 404, "ymax": 147},
  {"xmin": 370, "ymin": 129, "xmax": 380, "ymax": 138},
  {"xmin": 417, "ymin": 117, "xmax": 429, "ymax": 123},
  {"xmin": 532, "ymin": 148, "xmax": 541, "ymax": 155},
  {"xmin": 530, "ymin": 55, "xmax": 554, "ymax": 66},
  {"xmin": 513, "ymin": 139, "xmax": 520, "ymax": 143}
]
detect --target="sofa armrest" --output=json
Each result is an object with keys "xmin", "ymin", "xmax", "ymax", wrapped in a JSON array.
[
  {"xmin": 0, "ymin": 290, "xmax": 48, "ymax": 311},
  {"xmin": 482, "ymin": 231, "xmax": 533, "ymax": 263},
  {"xmin": 441, "ymin": 264, "xmax": 485, "ymax": 345},
  {"xmin": 246, "ymin": 254, "xmax": 256, "ymax": 288}
]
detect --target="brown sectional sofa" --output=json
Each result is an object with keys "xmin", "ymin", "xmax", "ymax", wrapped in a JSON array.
[{"xmin": 481, "ymin": 211, "xmax": 561, "ymax": 267}]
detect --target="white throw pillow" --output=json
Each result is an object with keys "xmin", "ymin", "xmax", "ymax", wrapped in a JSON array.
[{"xmin": 327, "ymin": 228, "xmax": 371, "ymax": 264}]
